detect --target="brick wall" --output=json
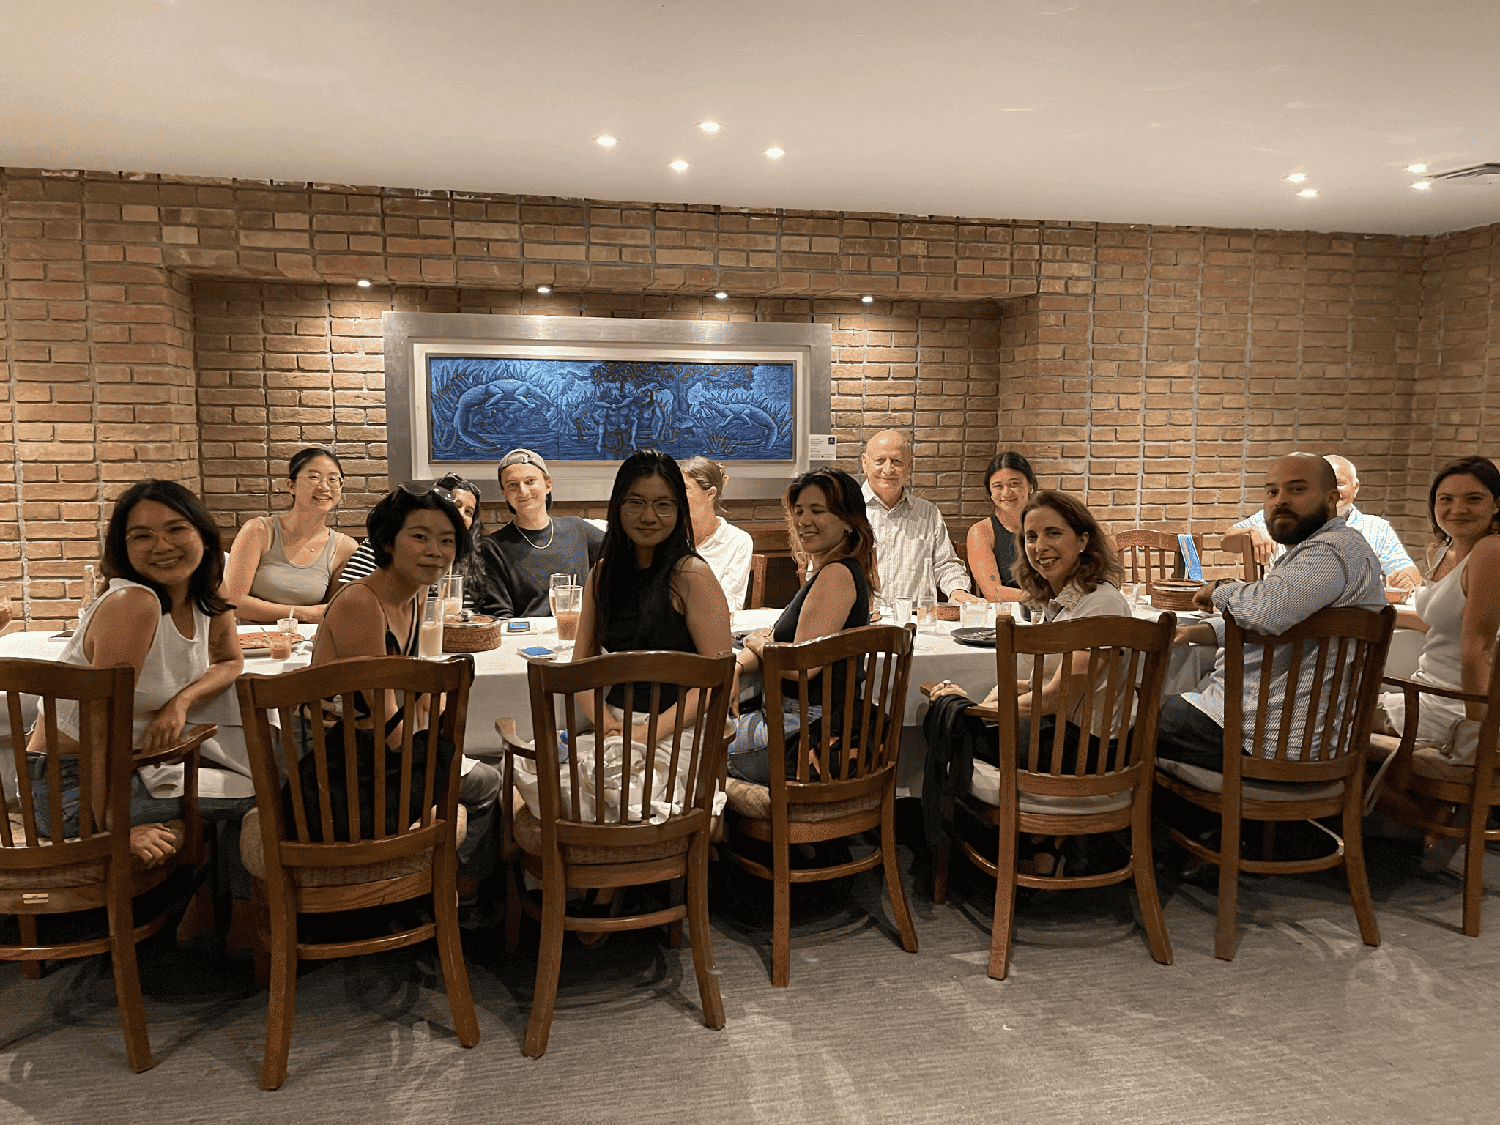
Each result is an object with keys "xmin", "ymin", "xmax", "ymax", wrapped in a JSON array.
[{"xmin": 2, "ymin": 165, "xmax": 1497, "ymax": 623}]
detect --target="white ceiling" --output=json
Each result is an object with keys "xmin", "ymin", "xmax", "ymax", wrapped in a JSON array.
[{"xmin": 3, "ymin": 0, "xmax": 1498, "ymax": 237}]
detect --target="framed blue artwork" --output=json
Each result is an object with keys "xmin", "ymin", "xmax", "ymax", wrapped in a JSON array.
[{"xmin": 383, "ymin": 314, "xmax": 833, "ymax": 503}]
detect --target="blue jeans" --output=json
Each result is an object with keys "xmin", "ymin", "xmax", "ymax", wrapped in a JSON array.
[{"xmin": 726, "ymin": 700, "xmax": 822, "ymax": 786}]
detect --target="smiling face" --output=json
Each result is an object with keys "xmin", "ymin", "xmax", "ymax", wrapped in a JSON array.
[
  {"xmin": 500, "ymin": 463, "xmax": 551, "ymax": 524},
  {"xmin": 619, "ymin": 473, "xmax": 679, "ymax": 563},
  {"xmin": 385, "ymin": 509, "xmax": 458, "ymax": 588},
  {"xmin": 1263, "ymin": 455, "xmax": 1337, "ymax": 546},
  {"xmin": 289, "ymin": 454, "xmax": 342, "ymax": 513},
  {"xmin": 791, "ymin": 483, "xmax": 851, "ymax": 562},
  {"xmin": 1023, "ymin": 503, "xmax": 1087, "ymax": 593},
  {"xmin": 1434, "ymin": 472, "xmax": 1500, "ymax": 546},
  {"xmin": 125, "ymin": 499, "xmax": 206, "ymax": 596},
  {"xmin": 449, "ymin": 487, "xmax": 477, "ymax": 530},
  {"xmin": 988, "ymin": 467, "xmax": 1032, "ymax": 526},
  {"xmin": 861, "ymin": 431, "xmax": 911, "ymax": 507}
]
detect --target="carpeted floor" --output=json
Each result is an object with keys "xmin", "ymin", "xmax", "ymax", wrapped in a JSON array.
[{"xmin": 2, "ymin": 807, "xmax": 1497, "ymax": 1125}]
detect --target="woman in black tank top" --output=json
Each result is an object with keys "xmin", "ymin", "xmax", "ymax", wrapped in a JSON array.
[{"xmin": 965, "ymin": 451, "xmax": 1038, "ymax": 606}]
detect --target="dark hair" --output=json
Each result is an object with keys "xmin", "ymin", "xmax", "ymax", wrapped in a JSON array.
[
  {"xmin": 1428, "ymin": 456, "xmax": 1500, "ymax": 545},
  {"xmin": 783, "ymin": 469, "xmax": 881, "ymax": 594},
  {"xmin": 102, "ymin": 480, "xmax": 232, "ymax": 618},
  {"xmin": 594, "ymin": 449, "xmax": 698, "ymax": 648},
  {"xmin": 435, "ymin": 472, "xmax": 485, "ymax": 536},
  {"xmin": 681, "ymin": 456, "xmax": 728, "ymax": 517},
  {"xmin": 288, "ymin": 447, "xmax": 342, "ymax": 481},
  {"xmin": 984, "ymin": 451, "xmax": 1038, "ymax": 494},
  {"xmin": 1010, "ymin": 490, "xmax": 1123, "ymax": 603},
  {"xmin": 366, "ymin": 485, "xmax": 472, "ymax": 570}
]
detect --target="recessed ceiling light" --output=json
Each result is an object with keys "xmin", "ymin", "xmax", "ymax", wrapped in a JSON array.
[
  {"xmin": 536, "ymin": 285, "xmax": 552, "ymax": 295},
  {"xmin": 861, "ymin": 295, "xmax": 874, "ymax": 304},
  {"xmin": 669, "ymin": 159, "xmax": 690, "ymax": 173},
  {"xmin": 764, "ymin": 146, "xmax": 785, "ymax": 162},
  {"xmin": 714, "ymin": 291, "xmax": 728, "ymax": 300},
  {"xmin": 1284, "ymin": 172, "xmax": 1308, "ymax": 183},
  {"xmin": 1412, "ymin": 180, "xmax": 1433, "ymax": 190},
  {"xmin": 1406, "ymin": 162, "xmax": 1427, "ymax": 174},
  {"xmin": 595, "ymin": 134, "xmax": 617, "ymax": 148},
  {"xmin": 356, "ymin": 278, "xmax": 372, "ymax": 288},
  {"xmin": 697, "ymin": 121, "xmax": 721, "ymax": 135},
  {"xmin": 1297, "ymin": 188, "xmax": 1318, "ymax": 198}
]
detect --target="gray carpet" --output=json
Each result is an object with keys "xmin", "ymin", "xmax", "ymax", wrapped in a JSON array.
[{"xmin": 2, "ymin": 812, "xmax": 1497, "ymax": 1125}]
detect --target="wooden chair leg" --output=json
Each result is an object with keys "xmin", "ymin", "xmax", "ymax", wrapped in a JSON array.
[
  {"xmin": 932, "ymin": 837, "xmax": 951, "ymax": 905},
  {"xmin": 247, "ymin": 880, "xmax": 271, "ymax": 988},
  {"xmin": 1214, "ymin": 807, "xmax": 1242, "ymax": 962},
  {"xmin": 1342, "ymin": 803, "xmax": 1381, "ymax": 947},
  {"xmin": 771, "ymin": 827, "xmax": 792, "ymax": 988},
  {"xmin": 667, "ymin": 875, "xmax": 685, "ymax": 949},
  {"xmin": 686, "ymin": 833, "xmax": 725, "ymax": 1030},
  {"xmin": 987, "ymin": 819, "xmax": 1019, "ymax": 980},
  {"xmin": 259, "ymin": 895, "xmax": 299, "ymax": 1091},
  {"xmin": 881, "ymin": 788, "xmax": 918, "ymax": 953},
  {"xmin": 18, "ymin": 916, "xmax": 42, "ymax": 979},
  {"xmin": 433, "ymin": 857, "xmax": 481, "ymax": 1048},
  {"xmin": 504, "ymin": 858, "xmax": 523, "ymax": 953},
  {"xmin": 1131, "ymin": 802, "xmax": 1173, "ymax": 966},
  {"xmin": 107, "ymin": 873, "xmax": 154, "ymax": 1073},
  {"xmin": 1461, "ymin": 805, "xmax": 1487, "ymax": 938},
  {"xmin": 524, "ymin": 880, "xmax": 568, "ymax": 1058}
]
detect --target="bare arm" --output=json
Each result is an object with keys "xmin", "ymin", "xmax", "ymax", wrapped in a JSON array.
[
  {"xmin": 1459, "ymin": 537, "xmax": 1500, "ymax": 720},
  {"xmin": 1387, "ymin": 563, "xmax": 1422, "ymax": 592},
  {"xmin": 741, "ymin": 562, "xmax": 857, "ymax": 677},
  {"xmin": 966, "ymin": 519, "xmax": 1026, "ymax": 604},
  {"xmin": 325, "ymin": 531, "xmax": 360, "ymax": 589}
]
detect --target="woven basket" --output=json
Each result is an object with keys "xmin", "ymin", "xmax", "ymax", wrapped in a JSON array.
[
  {"xmin": 1150, "ymin": 580, "xmax": 1200, "ymax": 611},
  {"xmin": 442, "ymin": 614, "xmax": 501, "ymax": 653}
]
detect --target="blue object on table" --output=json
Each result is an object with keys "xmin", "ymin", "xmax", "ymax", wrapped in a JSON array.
[
  {"xmin": 1178, "ymin": 533, "xmax": 1203, "ymax": 581},
  {"xmin": 521, "ymin": 645, "xmax": 553, "ymax": 658}
]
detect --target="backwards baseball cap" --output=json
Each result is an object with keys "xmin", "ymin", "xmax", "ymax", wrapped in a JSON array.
[{"xmin": 497, "ymin": 448, "xmax": 548, "ymax": 479}]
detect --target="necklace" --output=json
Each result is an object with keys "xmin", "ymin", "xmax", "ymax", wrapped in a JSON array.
[{"xmin": 514, "ymin": 518, "xmax": 555, "ymax": 551}]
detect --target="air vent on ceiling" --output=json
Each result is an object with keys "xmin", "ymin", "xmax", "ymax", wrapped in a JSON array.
[{"xmin": 1430, "ymin": 163, "xmax": 1500, "ymax": 183}]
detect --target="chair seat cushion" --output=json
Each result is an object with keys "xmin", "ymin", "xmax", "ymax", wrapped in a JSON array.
[
  {"xmin": 1155, "ymin": 759, "xmax": 1344, "ymax": 801},
  {"xmin": 512, "ymin": 802, "xmax": 689, "ymax": 865},
  {"xmin": 722, "ymin": 777, "xmax": 882, "ymax": 822},
  {"xmin": 0, "ymin": 812, "xmax": 186, "ymax": 889},
  {"xmin": 240, "ymin": 804, "xmax": 467, "ymax": 888},
  {"xmin": 1367, "ymin": 733, "xmax": 1400, "ymax": 763},
  {"xmin": 1410, "ymin": 745, "xmax": 1482, "ymax": 785},
  {"xmin": 966, "ymin": 759, "xmax": 1134, "ymax": 815}
]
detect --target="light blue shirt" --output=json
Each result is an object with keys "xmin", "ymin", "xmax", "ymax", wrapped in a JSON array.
[
  {"xmin": 1183, "ymin": 516, "xmax": 1386, "ymax": 757},
  {"xmin": 1233, "ymin": 504, "xmax": 1415, "ymax": 577}
]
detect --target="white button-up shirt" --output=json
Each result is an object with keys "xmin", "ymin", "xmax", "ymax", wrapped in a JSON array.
[{"xmin": 861, "ymin": 482, "xmax": 971, "ymax": 604}]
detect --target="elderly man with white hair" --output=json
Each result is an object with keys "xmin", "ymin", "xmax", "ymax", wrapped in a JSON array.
[{"xmin": 1220, "ymin": 453, "xmax": 1420, "ymax": 590}]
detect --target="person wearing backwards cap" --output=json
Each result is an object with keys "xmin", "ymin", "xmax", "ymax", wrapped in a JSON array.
[{"xmin": 478, "ymin": 448, "xmax": 605, "ymax": 618}]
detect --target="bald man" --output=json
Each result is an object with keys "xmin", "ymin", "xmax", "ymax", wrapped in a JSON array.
[
  {"xmin": 1221, "ymin": 453, "xmax": 1420, "ymax": 589},
  {"xmin": 1157, "ymin": 453, "xmax": 1387, "ymax": 771},
  {"xmin": 859, "ymin": 430, "xmax": 980, "ymax": 605}
]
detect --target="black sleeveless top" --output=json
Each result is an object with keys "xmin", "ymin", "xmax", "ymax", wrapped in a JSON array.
[
  {"xmin": 771, "ymin": 556, "xmax": 872, "ymax": 707},
  {"xmin": 602, "ymin": 563, "xmax": 696, "ymax": 712},
  {"xmin": 990, "ymin": 515, "xmax": 1021, "ymax": 590}
]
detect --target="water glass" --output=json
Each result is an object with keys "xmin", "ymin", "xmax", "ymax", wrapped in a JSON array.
[
  {"xmin": 892, "ymin": 597, "xmax": 914, "ymax": 627},
  {"xmin": 959, "ymin": 600, "xmax": 989, "ymax": 630}
]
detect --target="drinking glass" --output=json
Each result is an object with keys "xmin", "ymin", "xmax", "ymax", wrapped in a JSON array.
[
  {"xmin": 959, "ymin": 600, "xmax": 989, "ymax": 630},
  {"xmin": 892, "ymin": 597, "xmax": 914, "ymax": 627},
  {"xmin": 552, "ymin": 585, "xmax": 583, "ymax": 652},
  {"xmin": 439, "ymin": 573, "xmax": 464, "ymax": 619},
  {"xmin": 419, "ymin": 593, "xmax": 444, "ymax": 658}
]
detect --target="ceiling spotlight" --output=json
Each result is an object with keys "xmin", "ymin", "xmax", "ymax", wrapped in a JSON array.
[
  {"xmin": 861, "ymin": 295, "xmax": 874, "ymax": 304},
  {"xmin": 1284, "ymin": 172, "xmax": 1308, "ymax": 183},
  {"xmin": 669, "ymin": 159, "xmax": 690, "ymax": 173},
  {"xmin": 697, "ymin": 121, "xmax": 721, "ymax": 135},
  {"xmin": 356, "ymin": 278, "xmax": 372, "ymax": 288},
  {"xmin": 1406, "ymin": 162, "xmax": 1427, "ymax": 174},
  {"xmin": 595, "ymin": 134, "xmax": 617, "ymax": 148},
  {"xmin": 1297, "ymin": 188, "xmax": 1318, "ymax": 198},
  {"xmin": 764, "ymin": 146, "xmax": 785, "ymax": 162},
  {"xmin": 536, "ymin": 285, "xmax": 552, "ymax": 295},
  {"xmin": 714, "ymin": 291, "xmax": 728, "ymax": 300},
  {"xmin": 1412, "ymin": 180, "xmax": 1433, "ymax": 190}
]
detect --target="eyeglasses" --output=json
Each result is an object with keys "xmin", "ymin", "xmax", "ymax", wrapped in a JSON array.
[{"xmin": 620, "ymin": 498, "xmax": 679, "ymax": 519}]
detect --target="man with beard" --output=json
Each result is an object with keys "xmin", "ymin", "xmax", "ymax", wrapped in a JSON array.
[{"xmin": 1155, "ymin": 453, "xmax": 1386, "ymax": 770}]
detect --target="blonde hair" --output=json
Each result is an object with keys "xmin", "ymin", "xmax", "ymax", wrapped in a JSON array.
[{"xmin": 681, "ymin": 456, "xmax": 727, "ymax": 517}]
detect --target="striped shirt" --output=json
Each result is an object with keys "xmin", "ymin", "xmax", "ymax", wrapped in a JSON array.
[
  {"xmin": 1233, "ymin": 504, "xmax": 1415, "ymax": 577},
  {"xmin": 1183, "ymin": 515, "xmax": 1386, "ymax": 758},
  {"xmin": 861, "ymin": 483, "xmax": 970, "ymax": 604}
]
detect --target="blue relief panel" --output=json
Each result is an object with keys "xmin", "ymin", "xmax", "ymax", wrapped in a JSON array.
[{"xmin": 428, "ymin": 356, "xmax": 795, "ymax": 463}]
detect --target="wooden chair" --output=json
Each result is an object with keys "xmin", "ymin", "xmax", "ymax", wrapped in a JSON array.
[
  {"xmin": 1155, "ymin": 606, "xmax": 1395, "ymax": 960},
  {"xmin": 1367, "ymin": 671, "xmax": 1500, "ymax": 936},
  {"xmin": 0, "ymin": 658, "xmax": 214, "ymax": 1073},
  {"xmin": 723, "ymin": 623, "xmax": 918, "ymax": 987},
  {"xmin": 923, "ymin": 613, "xmax": 1176, "ymax": 979},
  {"xmin": 1220, "ymin": 534, "xmax": 1265, "ymax": 582},
  {"xmin": 235, "ymin": 655, "xmax": 479, "ymax": 1089},
  {"xmin": 498, "ymin": 649, "xmax": 734, "ymax": 1058},
  {"xmin": 747, "ymin": 552, "xmax": 769, "ymax": 609},
  {"xmin": 1116, "ymin": 529, "xmax": 1201, "ymax": 592}
]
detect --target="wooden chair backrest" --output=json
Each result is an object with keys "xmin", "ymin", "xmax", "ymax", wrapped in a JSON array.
[
  {"xmin": 1224, "ymin": 536, "xmax": 1264, "ymax": 582},
  {"xmin": 1115, "ymin": 529, "xmax": 1198, "ymax": 590},
  {"xmin": 991, "ymin": 614, "xmax": 1175, "ymax": 794},
  {"xmin": 236, "ymin": 655, "xmax": 472, "ymax": 863},
  {"xmin": 0, "ymin": 658, "xmax": 134, "ymax": 866},
  {"xmin": 1223, "ymin": 606, "xmax": 1394, "ymax": 783},
  {"xmin": 760, "ymin": 624, "xmax": 915, "ymax": 799},
  {"xmin": 525, "ymin": 649, "xmax": 734, "ymax": 834}
]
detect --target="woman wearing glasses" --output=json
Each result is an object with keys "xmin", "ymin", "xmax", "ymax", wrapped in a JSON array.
[{"xmin": 224, "ymin": 447, "xmax": 360, "ymax": 624}]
